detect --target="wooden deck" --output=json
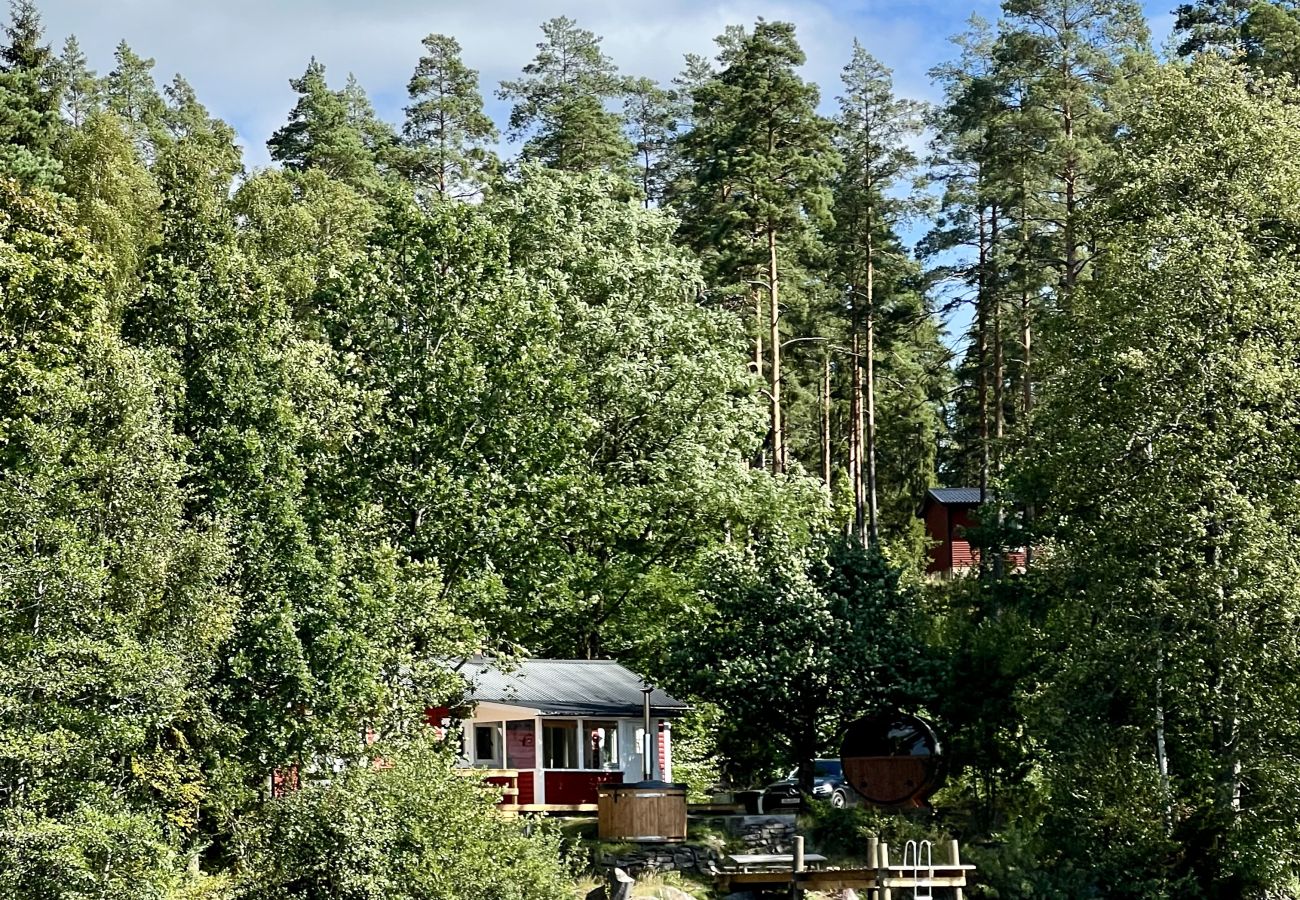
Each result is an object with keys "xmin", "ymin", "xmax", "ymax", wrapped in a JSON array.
[
  {"xmin": 714, "ymin": 837, "xmax": 974, "ymax": 899},
  {"xmin": 717, "ymin": 865, "xmax": 976, "ymax": 893}
]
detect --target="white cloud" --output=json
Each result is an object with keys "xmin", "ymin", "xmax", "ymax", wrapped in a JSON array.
[
  {"xmin": 34, "ymin": 0, "xmax": 1000, "ymax": 167},
  {"xmin": 33, "ymin": 0, "xmax": 1173, "ymax": 168}
]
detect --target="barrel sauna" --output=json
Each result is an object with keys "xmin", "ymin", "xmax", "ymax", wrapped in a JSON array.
[
  {"xmin": 839, "ymin": 713, "xmax": 944, "ymax": 808},
  {"xmin": 597, "ymin": 781, "xmax": 687, "ymax": 843}
]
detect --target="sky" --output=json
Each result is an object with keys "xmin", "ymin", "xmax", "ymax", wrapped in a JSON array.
[{"xmin": 35, "ymin": 0, "xmax": 1178, "ymax": 170}]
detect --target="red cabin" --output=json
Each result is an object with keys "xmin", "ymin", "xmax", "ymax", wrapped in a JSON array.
[
  {"xmin": 433, "ymin": 658, "xmax": 688, "ymax": 808},
  {"xmin": 921, "ymin": 487, "xmax": 1026, "ymax": 576}
]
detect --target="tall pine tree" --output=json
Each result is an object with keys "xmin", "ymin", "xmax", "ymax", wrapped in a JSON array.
[
  {"xmin": 499, "ymin": 17, "xmax": 631, "ymax": 173},
  {"xmin": 676, "ymin": 21, "xmax": 837, "ymax": 475},
  {"xmin": 0, "ymin": 0, "xmax": 61, "ymax": 187},
  {"xmin": 401, "ymin": 33, "xmax": 497, "ymax": 199}
]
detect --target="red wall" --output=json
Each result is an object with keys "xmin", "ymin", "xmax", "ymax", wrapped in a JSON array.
[
  {"xmin": 658, "ymin": 722, "xmax": 666, "ymax": 778},
  {"xmin": 950, "ymin": 507, "xmax": 978, "ymax": 570},
  {"xmin": 924, "ymin": 503, "xmax": 953, "ymax": 574},
  {"xmin": 925, "ymin": 502, "xmax": 1028, "ymax": 574},
  {"xmin": 516, "ymin": 770, "xmax": 535, "ymax": 805},
  {"xmin": 485, "ymin": 771, "xmax": 535, "ymax": 805},
  {"xmin": 545, "ymin": 770, "xmax": 623, "ymax": 805}
]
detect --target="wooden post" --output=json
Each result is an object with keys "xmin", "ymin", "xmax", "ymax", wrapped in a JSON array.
[
  {"xmin": 788, "ymin": 834, "xmax": 806, "ymax": 899},
  {"xmin": 866, "ymin": 836, "xmax": 879, "ymax": 900},
  {"xmin": 880, "ymin": 841, "xmax": 891, "ymax": 900},
  {"xmin": 951, "ymin": 839, "xmax": 964, "ymax": 900},
  {"xmin": 533, "ymin": 716, "xmax": 546, "ymax": 805}
]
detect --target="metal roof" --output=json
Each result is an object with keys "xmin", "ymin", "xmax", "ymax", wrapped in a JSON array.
[
  {"xmin": 456, "ymin": 658, "xmax": 689, "ymax": 719},
  {"xmin": 926, "ymin": 487, "xmax": 985, "ymax": 506}
]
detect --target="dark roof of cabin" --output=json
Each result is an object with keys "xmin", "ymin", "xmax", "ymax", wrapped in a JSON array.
[
  {"xmin": 926, "ymin": 487, "xmax": 985, "ymax": 506},
  {"xmin": 458, "ymin": 658, "xmax": 689, "ymax": 719}
]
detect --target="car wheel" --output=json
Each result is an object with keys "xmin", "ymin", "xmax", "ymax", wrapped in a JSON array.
[{"xmin": 831, "ymin": 788, "xmax": 849, "ymax": 809}]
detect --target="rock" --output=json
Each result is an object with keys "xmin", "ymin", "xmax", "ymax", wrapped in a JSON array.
[
  {"xmin": 610, "ymin": 868, "xmax": 635, "ymax": 900},
  {"xmin": 643, "ymin": 889, "xmax": 696, "ymax": 900}
]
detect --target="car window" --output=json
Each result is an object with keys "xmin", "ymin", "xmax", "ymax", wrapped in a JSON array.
[{"xmin": 814, "ymin": 760, "xmax": 842, "ymax": 777}]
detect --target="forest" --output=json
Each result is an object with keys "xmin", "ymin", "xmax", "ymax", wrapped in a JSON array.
[{"xmin": 2, "ymin": 0, "xmax": 1300, "ymax": 897}]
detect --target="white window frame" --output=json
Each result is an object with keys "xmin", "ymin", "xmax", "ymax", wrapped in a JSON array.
[
  {"xmin": 583, "ymin": 718, "xmax": 621, "ymax": 771},
  {"xmin": 472, "ymin": 720, "xmax": 504, "ymax": 767},
  {"xmin": 541, "ymin": 718, "xmax": 623, "ymax": 772}
]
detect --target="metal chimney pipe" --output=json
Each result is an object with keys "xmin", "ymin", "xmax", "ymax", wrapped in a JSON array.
[{"xmin": 642, "ymin": 687, "xmax": 653, "ymax": 781}]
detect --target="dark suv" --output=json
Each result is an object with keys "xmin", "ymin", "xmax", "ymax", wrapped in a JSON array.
[{"xmin": 761, "ymin": 758, "xmax": 856, "ymax": 811}]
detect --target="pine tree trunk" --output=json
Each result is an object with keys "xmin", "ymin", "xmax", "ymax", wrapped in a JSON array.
[
  {"xmin": 991, "ymin": 205, "xmax": 1005, "ymax": 580},
  {"xmin": 754, "ymin": 288, "xmax": 766, "ymax": 471},
  {"xmin": 768, "ymin": 224, "xmax": 783, "ymax": 475},
  {"xmin": 1062, "ymin": 94, "xmax": 1077, "ymax": 308},
  {"xmin": 865, "ymin": 256, "xmax": 879, "ymax": 547},
  {"xmin": 1019, "ymin": 170, "xmax": 1035, "ymax": 567},
  {"xmin": 1019, "ymin": 172, "xmax": 1033, "ymax": 421},
  {"xmin": 822, "ymin": 354, "xmax": 832, "ymax": 487},
  {"xmin": 1155, "ymin": 642, "xmax": 1172, "ymax": 835},
  {"xmin": 992, "ymin": 208, "xmax": 1004, "ymax": 462},
  {"xmin": 852, "ymin": 330, "xmax": 865, "ymax": 542},
  {"xmin": 977, "ymin": 204, "xmax": 990, "ymax": 507}
]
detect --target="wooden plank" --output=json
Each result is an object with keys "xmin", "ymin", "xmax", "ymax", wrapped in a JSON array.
[
  {"xmin": 597, "ymin": 786, "xmax": 687, "ymax": 841},
  {"xmin": 879, "ymin": 865, "xmax": 977, "ymax": 872},
  {"xmin": 513, "ymin": 803, "xmax": 598, "ymax": 813},
  {"xmin": 687, "ymin": 802, "xmax": 742, "ymax": 813},
  {"xmin": 718, "ymin": 872, "xmax": 809, "ymax": 886},
  {"xmin": 725, "ymin": 853, "xmax": 828, "ymax": 867},
  {"xmin": 452, "ymin": 767, "xmax": 520, "ymax": 779},
  {"xmin": 714, "ymin": 868, "xmax": 970, "ymax": 892}
]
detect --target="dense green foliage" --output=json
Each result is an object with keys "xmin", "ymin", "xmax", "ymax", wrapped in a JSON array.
[
  {"xmin": 237, "ymin": 742, "xmax": 573, "ymax": 900},
  {"xmin": 658, "ymin": 536, "xmax": 929, "ymax": 788},
  {"xmin": 5, "ymin": 0, "xmax": 1300, "ymax": 896}
]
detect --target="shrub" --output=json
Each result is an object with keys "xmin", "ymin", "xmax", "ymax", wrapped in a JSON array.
[{"xmin": 234, "ymin": 741, "xmax": 573, "ymax": 900}]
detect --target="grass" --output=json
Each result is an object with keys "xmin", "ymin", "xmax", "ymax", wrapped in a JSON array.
[{"xmin": 574, "ymin": 870, "xmax": 719, "ymax": 899}]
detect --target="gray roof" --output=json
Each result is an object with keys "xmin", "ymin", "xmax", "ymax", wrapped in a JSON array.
[
  {"xmin": 457, "ymin": 658, "xmax": 689, "ymax": 719},
  {"xmin": 926, "ymin": 487, "xmax": 985, "ymax": 506}
]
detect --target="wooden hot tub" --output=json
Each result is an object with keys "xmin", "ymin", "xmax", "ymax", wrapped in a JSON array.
[{"xmin": 597, "ymin": 781, "xmax": 687, "ymax": 843}]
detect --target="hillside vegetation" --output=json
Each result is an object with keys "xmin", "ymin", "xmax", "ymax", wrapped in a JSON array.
[{"xmin": 3, "ymin": 0, "xmax": 1300, "ymax": 896}]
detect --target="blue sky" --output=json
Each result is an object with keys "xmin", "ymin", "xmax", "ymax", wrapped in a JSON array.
[{"xmin": 38, "ymin": 0, "xmax": 1176, "ymax": 169}]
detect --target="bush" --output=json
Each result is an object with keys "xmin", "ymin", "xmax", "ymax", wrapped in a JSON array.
[
  {"xmin": 234, "ymin": 741, "xmax": 573, "ymax": 900},
  {"xmin": 667, "ymin": 703, "xmax": 723, "ymax": 802},
  {"xmin": 801, "ymin": 802, "xmax": 944, "ymax": 862},
  {"xmin": 0, "ymin": 801, "xmax": 181, "ymax": 900}
]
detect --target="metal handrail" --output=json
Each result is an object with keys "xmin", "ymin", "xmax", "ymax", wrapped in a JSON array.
[{"xmin": 902, "ymin": 839, "xmax": 934, "ymax": 900}]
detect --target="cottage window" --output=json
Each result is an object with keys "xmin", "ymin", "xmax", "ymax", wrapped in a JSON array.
[
  {"xmin": 505, "ymin": 720, "xmax": 536, "ymax": 769},
  {"xmin": 543, "ymin": 720, "xmax": 579, "ymax": 769},
  {"xmin": 584, "ymin": 720, "xmax": 619, "ymax": 770},
  {"xmin": 474, "ymin": 722, "xmax": 502, "ymax": 767}
]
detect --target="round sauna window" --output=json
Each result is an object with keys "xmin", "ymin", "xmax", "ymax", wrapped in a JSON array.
[{"xmin": 839, "ymin": 713, "xmax": 944, "ymax": 807}]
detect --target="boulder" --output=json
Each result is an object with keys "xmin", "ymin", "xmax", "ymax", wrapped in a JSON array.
[
  {"xmin": 610, "ymin": 868, "xmax": 635, "ymax": 900},
  {"xmin": 642, "ymin": 889, "xmax": 696, "ymax": 900}
]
